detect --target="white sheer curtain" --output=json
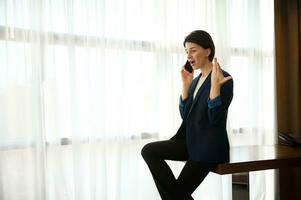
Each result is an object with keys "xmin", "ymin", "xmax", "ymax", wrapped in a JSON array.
[{"xmin": 0, "ymin": 0, "xmax": 275, "ymax": 199}]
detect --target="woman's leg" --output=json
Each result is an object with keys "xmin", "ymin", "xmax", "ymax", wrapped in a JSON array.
[
  {"xmin": 176, "ymin": 161, "xmax": 216, "ymax": 199},
  {"xmin": 141, "ymin": 139, "xmax": 188, "ymax": 199}
]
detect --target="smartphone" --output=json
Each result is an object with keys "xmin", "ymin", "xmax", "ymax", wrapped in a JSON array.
[{"xmin": 184, "ymin": 60, "xmax": 193, "ymax": 73}]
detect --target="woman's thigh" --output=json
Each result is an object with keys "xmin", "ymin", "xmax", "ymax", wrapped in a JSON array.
[{"xmin": 141, "ymin": 139, "xmax": 188, "ymax": 161}]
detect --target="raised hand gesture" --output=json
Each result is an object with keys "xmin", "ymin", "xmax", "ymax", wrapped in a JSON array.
[
  {"xmin": 210, "ymin": 58, "xmax": 232, "ymax": 99},
  {"xmin": 211, "ymin": 58, "xmax": 232, "ymax": 87}
]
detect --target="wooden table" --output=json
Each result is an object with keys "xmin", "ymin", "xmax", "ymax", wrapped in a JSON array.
[{"xmin": 211, "ymin": 144, "xmax": 301, "ymax": 199}]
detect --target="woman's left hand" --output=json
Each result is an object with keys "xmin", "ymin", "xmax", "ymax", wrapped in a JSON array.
[{"xmin": 211, "ymin": 58, "xmax": 232, "ymax": 87}]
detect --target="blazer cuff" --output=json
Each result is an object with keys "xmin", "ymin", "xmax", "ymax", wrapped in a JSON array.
[
  {"xmin": 180, "ymin": 96, "xmax": 188, "ymax": 107},
  {"xmin": 207, "ymin": 96, "xmax": 222, "ymax": 109}
]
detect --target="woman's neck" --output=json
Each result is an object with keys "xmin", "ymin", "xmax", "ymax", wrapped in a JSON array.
[{"xmin": 200, "ymin": 61, "xmax": 213, "ymax": 78}]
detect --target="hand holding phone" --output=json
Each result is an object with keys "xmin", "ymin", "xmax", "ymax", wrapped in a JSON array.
[{"xmin": 184, "ymin": 60, "xmax": 193, "ymax": 73}]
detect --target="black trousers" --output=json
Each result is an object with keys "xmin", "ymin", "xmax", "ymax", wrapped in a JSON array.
[{"xmin": 141, "ymin": 139, "xmax": 216, "ymax": 200}]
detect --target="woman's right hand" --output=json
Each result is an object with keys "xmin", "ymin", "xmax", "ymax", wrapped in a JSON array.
[
  {"xmin": 181, "ymin": 65, "xmax": 194, "ymax": 86},
  {"xmin": 181, "ymin": 66, "xmax": 194, "ymax": 100}
]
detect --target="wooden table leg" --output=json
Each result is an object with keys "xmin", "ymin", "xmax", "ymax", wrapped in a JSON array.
[{"xmin": 232, "ymin": 172, "xmax": 249, "ymax": 200}]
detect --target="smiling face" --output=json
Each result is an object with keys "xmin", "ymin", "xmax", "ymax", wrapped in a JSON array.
[{"xmin": 185, "ymin": 42, "xmax": 211, "ymax": 70}]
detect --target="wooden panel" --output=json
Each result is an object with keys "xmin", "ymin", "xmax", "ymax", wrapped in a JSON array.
[{"xmin": 212, "ymin": 145, "xmax": 301, "ymax": 175}]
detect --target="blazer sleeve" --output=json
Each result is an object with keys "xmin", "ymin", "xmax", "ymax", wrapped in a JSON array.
[
  {"xmin": 207, "ymin": 78, "xmax": 233, "ymax": 126},
  {"xmin": 179, "ymin": 96, "xmax": 188, "ymax": 119}
]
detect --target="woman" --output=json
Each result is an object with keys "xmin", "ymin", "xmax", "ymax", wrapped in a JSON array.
[{"xmin": 141, "ymin": 30, "xmax": 233, "ymax": 200}]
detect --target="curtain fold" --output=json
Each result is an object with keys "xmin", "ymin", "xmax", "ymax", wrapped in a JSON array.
[
  {"xmin": 0, "ymin": 0, "xmax": 275, "ymax": 199},
  {"xmin": 274, "ymin": 0, "xmax": 301, "ymax": 199}
]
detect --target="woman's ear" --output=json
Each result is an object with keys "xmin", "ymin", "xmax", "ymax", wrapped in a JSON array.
[{"xmin": 206, "ymin": 49, "xmax": 211, "ymax": 57}]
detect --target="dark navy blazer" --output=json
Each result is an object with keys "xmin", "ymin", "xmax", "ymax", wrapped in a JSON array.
[{"xmin": 170, "ymin": 70, "xmax": 233, "ymax": 163}]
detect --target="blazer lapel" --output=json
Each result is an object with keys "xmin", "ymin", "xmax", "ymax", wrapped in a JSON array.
[
  {"xmin": 187, "ymin": 72, "xmax": 212, "ymax": 117},
  {"xmin": 190, "ymin": 75, "xmax": 200, "ymax": 97}
]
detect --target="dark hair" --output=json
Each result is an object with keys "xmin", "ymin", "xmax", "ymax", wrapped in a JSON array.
[{"xmin": 183, "ymin": 30, "xmax": 215, "ymax": 62}]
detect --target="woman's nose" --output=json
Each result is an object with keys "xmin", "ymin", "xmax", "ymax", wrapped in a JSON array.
[{"xmin": 187, "ymin": 54, "xmax": 192, "ymax": 60}]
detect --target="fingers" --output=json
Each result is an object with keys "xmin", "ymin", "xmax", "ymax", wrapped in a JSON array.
[
  {"xmin": 181, "ymin": 66, "xmax": 194, "ymax": 78},
  {"xmin": 212, "ymin": 58, "xmax": 217, "ymax": 73},
  {"xmin": 221, "ymin": 76, "xmax": 233, "ymax": 84},
  {"xmin": 213, "ymin": 57, "xmax": 232, "ymax": 85},
  {"xmin": 213, "ymin": 57, "xmax": 222, "ymax": 74},
  {"xmin": 181, "ymin": 65, "xmax": 188, "ymax": 74},
  {"xmin": 215, "ymin": 58, "xmax": 222, "ymax": 72},
  {"xmin": 213, "ymin": 57, "xmax": 217, "ymax": 64},
  {"xmin": 224, "ymin": 76, "xmax": 232, "ymax": 82}
]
